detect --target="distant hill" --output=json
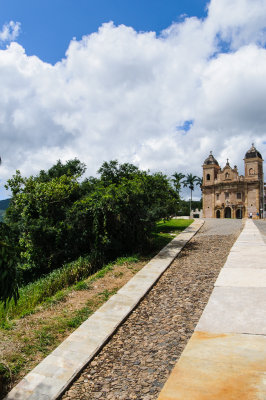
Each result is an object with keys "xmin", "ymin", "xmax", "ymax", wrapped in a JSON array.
[
  {"xmin": 0, "ymin": 198, "xmax": 11, "ymax": 222},
  {"xmin": 0, "ymin": 199, "xmax": 11, "ymax": 210}
]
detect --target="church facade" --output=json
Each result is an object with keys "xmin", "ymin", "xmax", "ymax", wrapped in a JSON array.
[{"xmin": 202, "ymin": 145, "xmax": 264, "ymax": 219}]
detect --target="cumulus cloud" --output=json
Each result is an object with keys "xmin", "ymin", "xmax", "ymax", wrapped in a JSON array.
[
  {"xmin": 0, "ymin": 21, "xmax": 21, "ymax": 43},
  {"xmin": 207, "ymin": 0, "xmax": 266, "ymax": 48},
  {"xmin": 1, "ymin": 0, "xmax": 266, "ymax": 200}
]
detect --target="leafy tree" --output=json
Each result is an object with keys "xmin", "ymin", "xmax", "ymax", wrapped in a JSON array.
[
  {"xmin": 97, "ymin": 160, "xmax": 140, "ymax": 186},
  {"xmin": 0, "ymin": 224, "xmax": 19, "ymax": 306},
  {"xmin": 4, "ymin": 159, "xmax": 179, "ymax": 287},
  {"xmin": 182, "ymin": 173, "xmax": 202, "ymax": 214},
  {"xmin": 38, "ymin": 159, "xmax": 86, "ymax": 182},
  {"xmin": 67, "ymin": 165, "xmax": 178, "ymax": 265},
  {"xmin": 5, "ymin": 169, "xmax": 82, "ymax": 277}
]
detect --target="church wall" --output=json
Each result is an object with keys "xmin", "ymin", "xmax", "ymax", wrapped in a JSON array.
[
  {"xmin": 202, "ymin": 190, "xmax": 214, "ymax": 218},
  {"xmin": 246, "ymin": 186, "xmax": 260, "ymax": 217}
]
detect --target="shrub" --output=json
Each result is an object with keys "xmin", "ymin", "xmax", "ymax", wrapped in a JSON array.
[{"xmin": 0, "ymin": 256, "xmax": 91, "ymax": 320}]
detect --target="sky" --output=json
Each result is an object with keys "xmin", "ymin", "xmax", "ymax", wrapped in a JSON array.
[{"xmin": 1, "ymin": 0, "xmax": 266, "ymax": 200}]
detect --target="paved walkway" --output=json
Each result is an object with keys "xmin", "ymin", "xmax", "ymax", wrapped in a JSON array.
[
  {"xmin": 158, "ymin": 219, "xmax": 266, "ymax": 400},
  {"xmin": 60, "ymin": 219, "xmax": 241, "ymax": 400}
]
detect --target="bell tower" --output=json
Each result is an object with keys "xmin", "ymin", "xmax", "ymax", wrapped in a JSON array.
[
  {"xmin": 202, "ymin": 151, "xmax": 220, "ymax": 218},
  {"xmin": 244, "ymin": 144, "xmax": 263, "ymax": 180},
  {"xmin": 244, "ymin": 144, "xmax": 263, "ymax": 217}
]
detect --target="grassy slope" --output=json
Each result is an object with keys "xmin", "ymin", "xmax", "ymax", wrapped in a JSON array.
[{"xmin": 0, "ymin": 219, "xmax": 193, "ymax": 397}]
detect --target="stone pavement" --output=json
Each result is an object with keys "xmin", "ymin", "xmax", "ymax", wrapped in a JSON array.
[
  {"xmin": 158, "ymin": 219, "xmax": 266, "ymax": 400},
  {"xmin": 61, "ymin": 218, "xmax": 240, "ymax": 400},
  {"xmin": 4, "ymin": 220, "xmax": 204, "ymax": 400}
]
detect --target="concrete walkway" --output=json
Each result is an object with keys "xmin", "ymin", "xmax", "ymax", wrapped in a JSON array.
[
  {"xmin": 4, "ymin": 220, "xmax": 204, "ymax": 400},
  {"xmin": 158, "ymin": 219, "xmax": 266, "ymax": 400}
]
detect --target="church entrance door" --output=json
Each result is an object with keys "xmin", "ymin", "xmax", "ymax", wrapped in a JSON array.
[
  {"xmin": 236, "ymin": 209, "xmax": 242, "ymax": 219},
  {"xmin": 224, "ymin": 207, "xmax": 231, "ymax": 218},
  {"xmin": 216, "ymin": 210, "xmax": 220, "ymax": 218}
]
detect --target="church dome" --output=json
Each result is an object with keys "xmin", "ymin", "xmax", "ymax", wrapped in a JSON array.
[
  {"xmin": 245, "ymin": 144, "xmax": 262, "ymax": 159},
  {"xmin": 204, "ymin": 151, "xmax": 219, "ymax": 165}
]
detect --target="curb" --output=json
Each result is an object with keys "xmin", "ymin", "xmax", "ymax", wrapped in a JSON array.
[{"xmin": 4, "ymin": 219, "xmax": 204, "ymax": 400}]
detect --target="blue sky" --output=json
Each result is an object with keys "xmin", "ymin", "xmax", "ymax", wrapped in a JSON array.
[
  {"xmin": 1, "ymin": 0, "xmax": 266, "ymax": 201},
  {"xmin": 0, "ymin": 0, "xmax": 208, "ymax": 64}
]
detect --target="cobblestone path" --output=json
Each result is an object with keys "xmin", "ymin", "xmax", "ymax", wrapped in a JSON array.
[{"xmin": 61, "ymin": 220, "xmax": 242, "ymax": 400}]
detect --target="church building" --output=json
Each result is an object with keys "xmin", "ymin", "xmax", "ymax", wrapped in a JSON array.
[{"xmin": 202, "ymin": 144, "xmax": 264, "ymax": 219}]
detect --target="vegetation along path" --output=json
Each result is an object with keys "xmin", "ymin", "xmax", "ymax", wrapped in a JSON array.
[{"xmin": 61, "ymin": 219, "xmax": 243, "ymax": 400}]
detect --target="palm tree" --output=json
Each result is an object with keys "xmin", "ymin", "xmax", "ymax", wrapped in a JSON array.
[
  {"xmin": 171, "ymin": 172, "xmax": 185, "ymax": 199},
  {"xmin": 182, "ymin": 173, "xmax": 202, "ymax": 214}
]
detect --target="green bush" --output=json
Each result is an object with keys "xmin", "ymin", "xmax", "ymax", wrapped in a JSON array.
[
  {"xmin": 0, "ymin": 239, "xmax": 19, "ymax": 307},
  {"xmin": 0, "ymin": 362, "xmax": 11, "ymax": 395},
  {"xmin": 5, "ymin": 160, "xmax": 178, "ymax": 277},
  {"xmin": 0, "ymin": 256, "xmax": 91, "ymax": 320},
  {"xmin": 2, "ymin": 159, "xmax": 180, "ymax": 305}
]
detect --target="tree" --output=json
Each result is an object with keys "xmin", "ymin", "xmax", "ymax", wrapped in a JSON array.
[
  {"xmin": 171, "ymin": 172, "xmax": 185, "ymax": 199},
  {"xmin": 182, "ymin": 173, "xmax": 202, "ymax": 214},
  {"xmin": 97, "ymin": 160, "xmax": 140, "ymax": 186},
  {"xmin": 68, "ymin": 164, "xmax": 178, "ymax": 265},
  {"xmin": 38, "ymin": 159, "xmax": 86, "ymax": 182},
  {"xmin": 4, "ymin": 159, "xmax": 179, "ymax": 285},
  {"xmin": 0, "ymin": 224, "xmax": 19, "ymax": 306},
  {"xmin": 5, "ymin": 166, "xmax": 82, "ymax": 277}
]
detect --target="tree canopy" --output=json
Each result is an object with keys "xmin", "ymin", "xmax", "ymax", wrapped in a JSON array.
[{"xmin": 2, "ymin": 160, "xmax": 178, "ymax": 296}]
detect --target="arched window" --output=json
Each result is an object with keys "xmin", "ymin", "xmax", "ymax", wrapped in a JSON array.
[
  {"xmin": 206, "ymin": 174, "xmax": 210, "ymax": 181},
  {"xmin": 249, "ymin": 168, "xmax": 254, "ymax": 175},
  {"xmin": 225, "ymin": 172, "xmax": 230, "ymax": 179}
]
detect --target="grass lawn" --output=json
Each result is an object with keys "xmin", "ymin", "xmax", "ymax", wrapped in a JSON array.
[
  {"xmin": 0, "ymin": 218, "xmax": 193, "ymax": 398},
  {"xmin": 150, "ymin": 218, "xmax": 193, "ymax": 252}
]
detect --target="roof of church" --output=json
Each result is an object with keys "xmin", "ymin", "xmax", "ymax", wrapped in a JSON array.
[
  {"xmin": 245, "ymin": 144, "xmax": 262, "ymax": 159},
  {"xmin": 203, "ymin": 151, "xmax": 219, "ymax": 165}
]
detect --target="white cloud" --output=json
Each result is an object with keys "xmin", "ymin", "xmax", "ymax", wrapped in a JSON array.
[
  {"xmin": 1, "ymin": 0, "xmax": 266, "ymax": 200},
  {"xmin": 207, "ymin": 0, "xmax": 266, "ymax": 48},
  {"xmin": 0, "ymin": 21, "xmax": 21, "ymax": 43}
]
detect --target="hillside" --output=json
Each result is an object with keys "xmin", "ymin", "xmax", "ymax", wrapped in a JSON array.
[{"xmin": 0, "ymin": 198, "xmax": 11, "ymax": 221}]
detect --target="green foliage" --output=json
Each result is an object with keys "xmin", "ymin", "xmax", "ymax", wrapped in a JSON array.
[
  {"xmin": 182, "ymin": 173, "xmax": 202, "ymax": 213},
  {"xmin": 38, "ymin": 159, "xmax": 86, "ymax": 181},
  {"xmin": 74, "ymin": 281, "xmax": 90, "ymax": 291},
  {"xmin": 97, "ymin": 160, "xmax": 139, "ymax": 186},
  {"xmin": 0, "ymin": 362, "xmax": 11, "ymax": 393},
  {"xmin": 115, "ymin": 256, "xmax": 139, "ymax": 265},
  {"xmin": 98, "ymin": 288, "xmax": 118, "ymax": 302},
  {"xmin": 0, "ymin": 256, "xmax": 92, "ymax": 320},
  {"xmin": 155, "ymin": 218, "xmax": 193, "ymax": 233},
  {"xmin": 178, "ymin": 199, "xmax": 202, "ymax": 216},
  {"xmin": 5, "ymin": 170, "xmax": 82, "ymax": 276},
  {"xmin": 0, "ymin": 254, "xmax": 140, "ymax": 321},
  {"xmin": 171, "ymin": 172, "xmax": 185, "ymax": 199},
  {"xmin": 0, "ymin": 228, "xmax": 19, "ymax": 307},
  {"xmin": 66, "ymin": 306, "xmax": 93, "ymax": 328},
  {"xmin": 68, "ymin": 169, "xmax": 178, "ymax": 264},
  {"xmin": 149, "ymin": 218, "xmax": 193, "ymax": 253},
  {"xmin": 3, "ymin": 159, "xmax": 179, "ymax": 304},
  {"xmin": 182, "ymin": 173, "xmax": 201, "ymax": 193}
]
